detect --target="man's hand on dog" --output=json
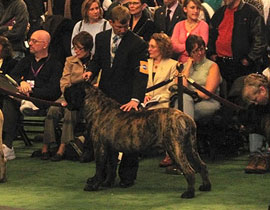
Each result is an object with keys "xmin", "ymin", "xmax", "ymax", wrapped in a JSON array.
[{"xmin": 121, "ymin": 100, "xmax": 139, "ymax": 112}]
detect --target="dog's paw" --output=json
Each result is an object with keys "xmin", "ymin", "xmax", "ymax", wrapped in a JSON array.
[
  {"xmin": 199, "ymin": 184, "xmax": 211, "ymax": 191},
  {"xmin": 181, "ymin": 190, "xmax": 195, "ymax": 199},
  {"xmin": 84, "ymin": 183, "xmax": 99, "ymax": 191},
  {"xmin": 101, "ymin": 180, "xmax": 115, "ymax": 188}
]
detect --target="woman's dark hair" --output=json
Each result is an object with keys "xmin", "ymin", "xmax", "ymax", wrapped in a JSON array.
[
  {"xmin": 72, "ymin": 31, "xmax": 94, "ymax": 53},
  {"xmin": 0, "ymin": 36, "xmax": 13, "ymax": 59},
  {"xmin": 185, "ymin": 34, "xmax": 205, "ymax": 56},
  {"xmin": 150, "ymin": 33, "xmax": 172, "ymax": 59}
]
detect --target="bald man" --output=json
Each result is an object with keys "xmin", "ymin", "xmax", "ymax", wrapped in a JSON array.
[{"xmin": 2, "ymin": 30, "xmax": 63, "ymax": 160}]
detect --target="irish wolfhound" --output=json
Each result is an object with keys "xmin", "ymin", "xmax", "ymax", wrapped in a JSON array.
[
  {"xmin": 0, "ymin": 110, "xmax": 7, "ymax": 183},
  {"xmin": 64, "ymin": 83, "xmax": 211, "ymax": 198}
]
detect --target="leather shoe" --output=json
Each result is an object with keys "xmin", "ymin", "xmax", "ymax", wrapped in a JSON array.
[
  {"xmin": 51, "ymin": 153, "xmax": 63, "ymax": 162},
  {"xmin": 256, "ymin": 155, "xmax": 268, "ymax": 174},
  {"xmin": 159, "ymin": 155, "xmax": 172, "ymax": 167},
  {"xmin": 245, "ymin": 156, "xmax": 259, "ymax": 174},
  {"xmin": 41, "ymin": 152, "xmax": 50, "ymax": 160},
  {"xmin": 119, "ymin": 180, "xmax": 134, "ymax": 188}
]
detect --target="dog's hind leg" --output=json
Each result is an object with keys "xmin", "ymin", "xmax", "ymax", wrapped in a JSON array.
[
  {"xmin": 102, "ymin": 149, "xmax": 118, "ymax": 188},
  {"xmin": 187, "ymin": 133, "xmax": 211, "ymax": 192},
  {"xmin": 0, "ymin": 110, "xmax": 7, "ymax": 183},
  {"xmin": 189, "ymin": 151, "xmax": 211, "ymax": 192},
  {"xmin": 167, "ymin": 144, "xmax": 196, "ymax": 199}
]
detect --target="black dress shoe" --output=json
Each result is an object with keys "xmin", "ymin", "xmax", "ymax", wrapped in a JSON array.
[
  {"xmin": 51, "ymin": 153, "xmax": 63, "ymax": 162},
  {"xmin": 119, "ymin": 180, "xmax": 134, "ymax": 188},
  {"xmin": 40, "ymin": 152, "xmax": 50, "ymax": 160}
]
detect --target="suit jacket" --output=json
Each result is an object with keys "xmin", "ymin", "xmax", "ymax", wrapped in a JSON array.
[
  {"xmin": 89, "ymin": 29, "xmax": 148, "ymax": 104},
  {"xmin": 153, "ymin": 3, "xmax": 186, "ymax": 37},
  {"xmin": 146, "ymin": 58, "xmax": 177, "ymax": 109}
]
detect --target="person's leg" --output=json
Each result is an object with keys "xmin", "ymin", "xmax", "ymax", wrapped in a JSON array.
[
  {"xmin": 57, "ymin": 109, "xmax": 78, "ymax": 155},
  {"xmin": 194, "ymin": 99, "xmax": 221, "ymax": 121},
  {"xmin": 2, "ymin": 98, "xmax": 21, "ymax": 148},
  {"xmin": 42, "ymin": 106, "xmax": 64, "ymax": 160},
  {"xmin": 2, "ymin": 98, "xmax": 21, "ymax": 160}
]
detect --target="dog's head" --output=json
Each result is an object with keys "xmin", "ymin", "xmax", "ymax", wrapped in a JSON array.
[{"xmin": 64, "ymin": 82, "xmax": 86, "ymax": 111}]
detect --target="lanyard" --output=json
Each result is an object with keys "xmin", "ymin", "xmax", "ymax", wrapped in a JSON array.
[{"xmin": 31, "ymin": 56, "xmax": 49, "ymax": 77}]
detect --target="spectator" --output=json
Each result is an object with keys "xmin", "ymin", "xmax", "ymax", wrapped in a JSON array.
[
  {"xmin": 153, "ymin": 0, "xmax": 186, "ymax": 37},
  {"xmin": 171, "ymin": 0, "xmax": 208, "ymax": 63},
  {"xmin": 83, "ymin": 5, "xmax": 148, "ymax": 188},
  {"xmin": 180, "ymin": 34, "xmax": 221, "ymax": 120},
  {"xmin": 144, "ymin": 33, "xmax": 178, "ymax": 168},
  {"xmin": 0, "ymin": 36, "xmax": 17, "ymax": 75},
  {"xmin": 0, "ymin": 0, "xmax": 29, "ymax": 60},
  {"xmin": 208, "ymin": 0, "xmax": 268, "ymax": 166},
  {"xmin": 163, "ymin": 34, "xmax": 221, "ymax": 170},
  {"xmin": 47, "ymin": 0, "xmax": 84, "ymax": 23},
  {"xmin": 207, "ymin": 0, "xmax": 268, "ymax": 93},
  {"xmin": 242, "ymin": 73, "xmax": 270, "ymax": 173},
  {"xmin": 128, "ymin": 0, "xmax": 155, "ymax": 42},
  {"xmin": 0, "ymin": 36, "xmax": 17, "ymax": 108},
  {"xmin": 144, "ymin": 33, "xmax": 177, "ymax": 110},
  {"xmin": 2, "ymin": 30, "xmax": 62, "ymax": 160},
  {"xmin": 41, "ymin": 31, "xmax": 93, "ymax": 161},
  {"xmin": 23, "ymin": 0, "xmax": 45, "ymax": 38},
  {"xmin": 71, "ymin": 0, "xmax": 111, "ymax": 56}
]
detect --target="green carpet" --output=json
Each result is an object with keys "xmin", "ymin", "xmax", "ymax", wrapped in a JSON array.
[{"xmin": 0, "ymin": 141, "xmax": 269, "ymax": 210}]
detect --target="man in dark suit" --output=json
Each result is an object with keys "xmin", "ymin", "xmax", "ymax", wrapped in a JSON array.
[
  {"xmin": 83, "ymin": 5, "xmax": 148, "ymax": 188},
  {"xmin": 153, "ymin": 0, "xmax": 186, "ymax": 37}
]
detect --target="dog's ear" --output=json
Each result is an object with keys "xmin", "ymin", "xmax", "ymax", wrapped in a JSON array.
[{"xmin": 64, "ymin": 83, "xmax": 86, "ymax": 111}]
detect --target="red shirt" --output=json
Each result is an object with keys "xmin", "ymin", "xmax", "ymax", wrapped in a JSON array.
[{"xmin": 216, "ymin": 7, "xmax": 237, "ymax": 57}]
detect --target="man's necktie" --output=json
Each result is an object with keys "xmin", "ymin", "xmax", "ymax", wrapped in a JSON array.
[
  {"xmin": 165, "ymin": 9, "xmax": 171, "ymax": 34},
  {"xmin": 111, "ymin": 35, "xmax": 119, "ymax": 64}
]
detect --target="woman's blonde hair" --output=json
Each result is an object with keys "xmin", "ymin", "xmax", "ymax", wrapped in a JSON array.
[{"xmin": 81, "ymin": 0, "xmax": 103, "ymax": 23}]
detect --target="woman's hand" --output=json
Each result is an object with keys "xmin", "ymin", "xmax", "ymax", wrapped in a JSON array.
[
  {"xmin": 82, "ymin": 71, "xmax": 92, "ymax": 81},
  {"xmin": 144, "ymin": 95, "xmax": 152, "ymax": 104}
]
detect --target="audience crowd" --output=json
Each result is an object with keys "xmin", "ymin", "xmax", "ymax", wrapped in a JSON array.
[{"xmin": 0, "ymin": 0, "xmax": 270, "ymax": 184}]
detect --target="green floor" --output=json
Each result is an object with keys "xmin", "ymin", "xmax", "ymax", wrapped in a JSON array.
[{"xmin": 0, "ymin": 141, "xmax": 269, "ymax": 210}]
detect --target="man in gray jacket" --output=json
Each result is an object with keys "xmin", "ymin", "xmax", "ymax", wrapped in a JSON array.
[{"xmin": 0, "ymin": 0, "xmax": 29, "ymax": 60}]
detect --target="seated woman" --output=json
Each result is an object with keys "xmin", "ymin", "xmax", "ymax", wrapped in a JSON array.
[
  {"xmin": 41, "ymin": 31, "xmax": 93, "ymax": 161},
  {"xmin": 180, "ymin": 34, "xmax": 221, "ymax": 120},
  {"xmin": 144, "ymin": 33, "xmax": 178, "ymax": 167},
  {"xmin": 0, "ymin": 36, "xmax": 17, "ymax": 108},
  {"xmin": 144, "ymin": 33, "xmax": 177, "ymax": 109},
  {"xmin": 161, "ymin": 34, "xmax": 221, "ymax": 169},
  {"xmin": 0, "ymin": 36, "xmax": 17, "ymax": 75}
]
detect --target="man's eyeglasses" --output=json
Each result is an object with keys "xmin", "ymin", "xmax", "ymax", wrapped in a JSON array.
[
  {"xmin": 28, "ymin": 39, "xmax": 45, "ymax": 44},
  {"xmin": 191, "ymin": 46, "xmax": 205, "ymax": 55}
]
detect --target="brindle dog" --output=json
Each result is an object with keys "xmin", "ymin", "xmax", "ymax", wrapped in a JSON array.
[
  {"xmin": 64, "ymin": 83, "xmax": 211, "ymax": 198},
  {"xmin": 0, "ymin": 110, "xmax": 7, "ymax": 183}
]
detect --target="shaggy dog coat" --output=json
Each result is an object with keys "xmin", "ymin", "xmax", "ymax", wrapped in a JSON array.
[{"xmin": 64, "ymin": 83, "xmax": 211, "ymax": 198}]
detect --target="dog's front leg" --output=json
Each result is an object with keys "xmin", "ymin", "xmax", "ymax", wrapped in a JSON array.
[
  {"xmin": 84, "ymin": 145, "xmax": 107, "ymax": 191},
  {"xmin": 102, "ymin": 150, "xmax": 118, "ymax": 188}
]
